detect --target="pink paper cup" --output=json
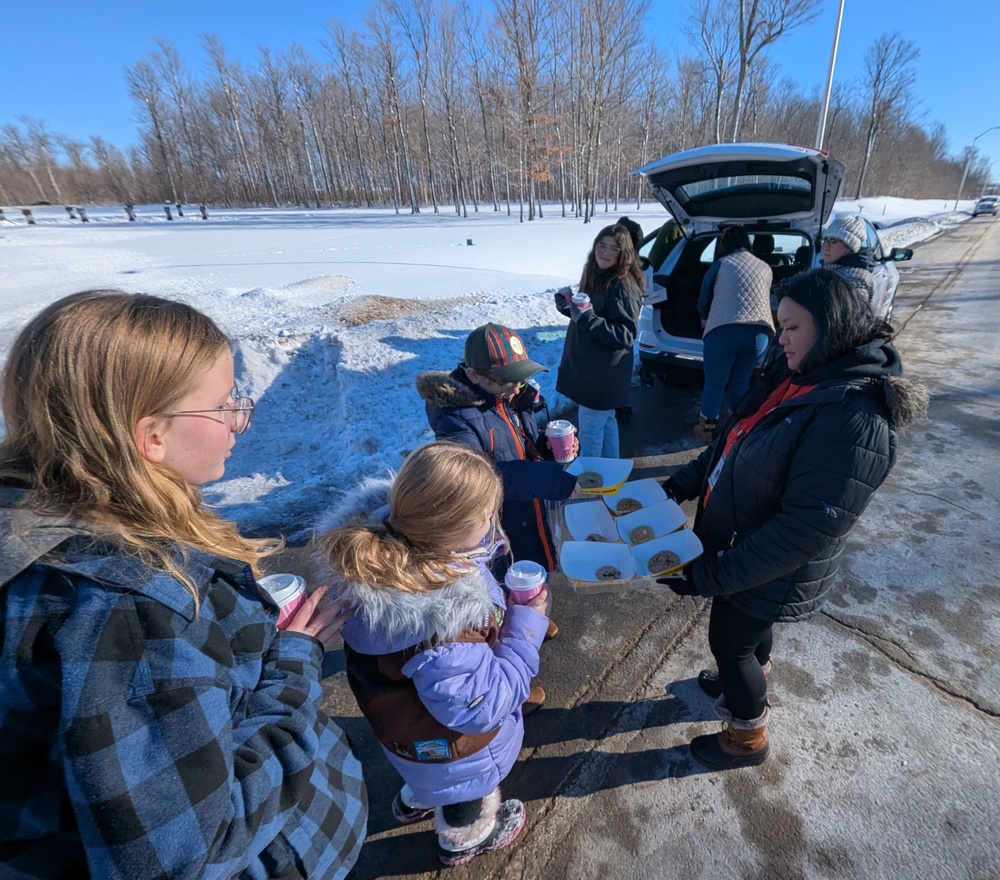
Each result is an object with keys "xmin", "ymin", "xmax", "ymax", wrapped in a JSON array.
[
  {"xmin": 258, "ymin": 573, "xmax": 308, "ymax": 629},
  {"xmin": 505, "ymin": 560, "xmax": 547, "ymax": 605},
  {"xmin": 545, "ymin": 419, "xmax": 577, "ymax": 464}
]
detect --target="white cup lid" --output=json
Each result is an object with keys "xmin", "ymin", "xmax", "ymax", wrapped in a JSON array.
[
  {"xmin": 505, "ymin": 560, "xmax": 547, "ymax": 590},
  {"xmin": 545, "ymin": 419, "xmax": 575, "ymax": 436},
  {"xmin": 258, "ymin": 573, "xmax": 306, "ymax": 603}
]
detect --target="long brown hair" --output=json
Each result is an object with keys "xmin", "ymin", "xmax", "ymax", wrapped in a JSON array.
[
  {"xmin": 578, "ymin": 224, "xmax": 644, "ymax": 294},
  {"xmin": 0, "ymin": 289, "xmax": 277, "ymax": 598},
  {"xmin": 313, "ymin": 441, "xmax": 503, "ymax": 594}
]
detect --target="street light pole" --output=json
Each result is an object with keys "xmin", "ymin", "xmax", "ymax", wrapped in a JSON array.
[
  {"xmin": 815, "ymin": 0, "xmax": 846, "ymax": 150},
  {"xmin": 953, "ymin": 125, "xmax": 1000, "ymax": 210},
  {"xmin": 981, "ymin": 159, "xmax": 1000, "ymax": 198}
]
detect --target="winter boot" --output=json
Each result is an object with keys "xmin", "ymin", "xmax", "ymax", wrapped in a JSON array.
[
  {"xmin": 690, "ymin": 704, "xmax": 769, "ymax": 770},
  {"xmin": 545, "ymin": 618, "xmax": 559, "ymax": 640},
  {"xmin": 391, "ymin": 783, "xmax": 434, "ymax": 825},
  {"xmin": 437, "ymin": 790, "xmax": 526, "ymax": 867},
  {"xmin": 697, "ymin": 658, "xmax": 772, "ymax": 699},
  {"xmin": 692, "ymin": 414, "xmax": 717, "ymax": 443},
  {"xmin": 522, "ymin": 685, "xmax": 546, "ymax": 717}
]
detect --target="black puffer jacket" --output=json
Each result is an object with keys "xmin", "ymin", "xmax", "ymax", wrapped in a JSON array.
[{"xmin": 668, "ymin": 335, "xmax": 927, "ymax": 622}]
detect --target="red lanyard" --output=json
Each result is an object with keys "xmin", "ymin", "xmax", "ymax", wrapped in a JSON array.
[{"xmin": 703, "ymin": 378, "xmax": 814, "ymax": 508}]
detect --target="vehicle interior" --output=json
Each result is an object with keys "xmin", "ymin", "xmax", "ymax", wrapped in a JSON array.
[{"xmin": 640, "ymin": 227, "xmax": 812, "ymax": 340}]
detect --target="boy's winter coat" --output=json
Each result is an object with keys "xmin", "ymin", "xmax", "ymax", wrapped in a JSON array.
[
  {"xmin": 0, "ymin": 487, "xmax": 367, "ymax": 880},
  {"xmin": 416, "ymin": 367, "xmax": 575, "ymax": 571},
  {"xmin": 314, "ymin": 478, "xmax": 548, "ymax": 807}
]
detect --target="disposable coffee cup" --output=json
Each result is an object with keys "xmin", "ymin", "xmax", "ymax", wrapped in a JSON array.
[
  {"xmin": 558, "ymin": 285, "xmax": 573, "ymax": 305},
  {"xmin": 258, "ymin": 573, "xmax": 308, "ymax": 629},
  {"xmin": 571, "ymin": 291, "xmax": 591, "ymax": 307},
  {"xmin": 504, "ymin": 560, "xmax": 547, "ymax": 605},
  {"xmin": 545, "ymin": 419, "xmax": 577, "ymax": 464}
]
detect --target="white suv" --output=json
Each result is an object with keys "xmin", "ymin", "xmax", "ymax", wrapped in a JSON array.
[{"xmin": 631, "ymin": 143, "xmax": 913, "ymax": 383}]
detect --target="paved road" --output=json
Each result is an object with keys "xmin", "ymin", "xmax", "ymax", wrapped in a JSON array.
[{"xmin": 298, "ymin": 216, "xmax": 1000, "ymax": 879}]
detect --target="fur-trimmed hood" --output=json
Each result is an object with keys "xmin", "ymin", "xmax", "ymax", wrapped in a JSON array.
[
  {"xmin": 312, "ymin": 475, "xmax": 501, "ymax": 654},
  {"xmin": 882, "ymin": 374, "xmax": 929, "ymax": 431},
  {"xmin": 415, "ymin": 367, "xmax": 489, "ymax": 411}
]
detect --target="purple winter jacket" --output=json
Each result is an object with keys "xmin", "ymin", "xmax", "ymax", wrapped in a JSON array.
[{"xmin": 313, "ymin": 477, "xmax": 548, "ymax": 806}]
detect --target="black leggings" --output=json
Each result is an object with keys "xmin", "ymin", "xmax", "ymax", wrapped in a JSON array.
[{"xmin": 708, "ymin": 597, "xmax": 773, "ymax": 721}]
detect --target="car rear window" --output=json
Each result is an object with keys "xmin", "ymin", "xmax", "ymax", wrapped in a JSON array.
[{"xmin": 671, "ymin": 173, "xmax": 813, "ymax": 219}]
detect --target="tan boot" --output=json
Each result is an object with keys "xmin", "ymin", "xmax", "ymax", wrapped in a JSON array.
[
  {"xmin": 545, "ymin": 618, "xmax": 559, "ymax": 640},
  {"xmin": 522, "ymin": 686, "xmax": 546, "ymax": 716},
  {"xmin": 690, "ymin": 722, "xmax": 769, "ymax": 769},
  {"xmin": 692, "ymin": 414, "xmax": 717, "ymax": 443}
]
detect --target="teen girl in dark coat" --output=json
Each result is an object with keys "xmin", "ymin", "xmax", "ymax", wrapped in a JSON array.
[
  {"xmin": 554, "ymin": 224, "xmax": 644, "ymax": 458},
  {"xmin": 660, "ymin": 270, "xmax": 928, "ymax": 771}
]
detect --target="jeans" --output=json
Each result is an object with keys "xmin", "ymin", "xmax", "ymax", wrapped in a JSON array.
[
  {"xmin": 701, "ymin": 324, "xmax": 770, "ymax": 421},
  {"xmin": 577, "ymin": 405, "xmax": 619, "ymax": 458},
  {"xmin": 708, "ymin": 597, "xmax": 773, "ymax": 721}
]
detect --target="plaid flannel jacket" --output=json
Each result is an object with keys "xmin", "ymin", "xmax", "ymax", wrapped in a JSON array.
[{"xmin": 0, "ymin": 505, "xmax": 367, "ymax": 880}]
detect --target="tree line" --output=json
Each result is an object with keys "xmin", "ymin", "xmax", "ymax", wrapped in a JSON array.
[{"xmin": 1, "ymin": 0, "xmax": 992, "ymax": 217}]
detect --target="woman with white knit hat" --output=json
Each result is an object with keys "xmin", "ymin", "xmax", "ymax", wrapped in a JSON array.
[{"xmin": 821, "ymin": 214, "xmax": 875, "ymax": 303}]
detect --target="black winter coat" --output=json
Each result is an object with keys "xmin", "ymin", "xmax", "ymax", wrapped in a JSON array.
[
  {"xmin": 416, "ymin": 366, "xmax": 577, "ymax": 571},
  {"xmin": 555, "ymin": 278, "xmax": 643, "ymax": 411},
  {"xmin": 669, "ymin": 336, "xmax": 927, "ymax": 622}
]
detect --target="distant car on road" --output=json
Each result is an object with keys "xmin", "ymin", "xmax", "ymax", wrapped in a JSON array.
[
  {"xmin": 631, "ymin": 142, "xmax": 913, "ymax": 384},
  {"xmin": 973, "ymin": 196, "xmax": 998, "ymax": 216}
]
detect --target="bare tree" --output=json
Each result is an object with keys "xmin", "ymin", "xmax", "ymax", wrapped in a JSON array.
[
  {"xmin": 854, "ymin": 33, "xmax": 919, "ymax": 198},
  {"xmin": 365, "ymin": 2, "xmax": 421, "ymax": 213},
  {"xmin": 725, "ymin": 0, "xmax": 821, "ymax": 141},
  {"xmin": 684, "ymin": 0, "xmax": 739, "ymax": 143},
  {"xmin": 203, "ymin": 35, "xmax": 260, "ymax": 204}
]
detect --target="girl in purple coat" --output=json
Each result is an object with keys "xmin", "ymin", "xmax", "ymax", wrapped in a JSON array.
[{"xmin": 313, "ymin": 441, "xmax": 550, "ymax": 867}]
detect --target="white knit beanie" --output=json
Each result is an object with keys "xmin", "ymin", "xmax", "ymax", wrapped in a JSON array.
[{"xmin": 824, "ymin": 214, "xmax": 866, "ymax": 253}]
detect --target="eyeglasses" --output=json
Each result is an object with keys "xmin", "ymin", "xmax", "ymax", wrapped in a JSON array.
[
  {"xmin": 478, "ymin": 373, "xmax": 526, "ymax": 395},
  {"xmin": 595, "ymin": 242, "xmax": 621, "ymax": 254},
  {"xmin": 456, "ymin": 521, "xmax": 508, "ymax": 561},
  {"xmin": 163, "ymin": 387, "xmax": 255, "ymax": 434},
  {"xmin": 822, "ymin": 237, "xmax": 843, "ymax": 246}
]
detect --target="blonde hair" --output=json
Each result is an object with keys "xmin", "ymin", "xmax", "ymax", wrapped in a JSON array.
[
  {"xmin": 313, "ymin": 440, "xmax": 503, "ymax": 593},
  {"xmin": 0, "ymin": 289, "xmax": 277, "ymax": 598}
]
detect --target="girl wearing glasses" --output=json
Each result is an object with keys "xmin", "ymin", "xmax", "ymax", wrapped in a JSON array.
[
  {"xmin": 554, "ymin": 224, "xmax": 644, "ymax": 458},
  {"xmin": 313, "ymin": 440, "xmax": 551, "ymax": 867},
  {"xmin": 0, "ymin": 290, "xmax": 366, "ymax": 879}
]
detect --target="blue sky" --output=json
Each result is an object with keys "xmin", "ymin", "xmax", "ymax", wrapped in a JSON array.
[{"xmin": 2, "ymin": 0, "xmax": 998, "ymax": 168}]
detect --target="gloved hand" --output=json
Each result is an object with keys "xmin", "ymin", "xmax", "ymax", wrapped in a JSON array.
[
  {"xmin": 570, "ymin": 295, "xmax": 592, "ymax": 322},
  {"xmin": 657, "ymin": 574, "xmax": 699, "ymax": 596},
  {"xmin": 554, "ymin": 290, "xmax": 571, "ymax": 312},
  {"xmin": 661, "ymin": 477, "xmax": 684, "ymax": 502}
]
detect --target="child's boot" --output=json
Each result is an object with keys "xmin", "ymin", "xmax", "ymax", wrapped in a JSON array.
[
  {"xmin": 436, "ymin": 789, "xmax": 526, "ymax": 867},
  {"xmin": 391, "ymin": 782, "xmax": 434, "ymax": 825},
  {"xmin": 522, "ymin": 685, "xmax": 546, "ymax": 716}
]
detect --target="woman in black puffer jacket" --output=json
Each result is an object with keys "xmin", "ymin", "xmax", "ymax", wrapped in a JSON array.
[{"xmin": 659, "ymin": 269, "xmax": 928, "ymax": 771}]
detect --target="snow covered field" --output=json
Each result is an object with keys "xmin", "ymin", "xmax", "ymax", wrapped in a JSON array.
[{"xmin": 0, "ymin": 197, "xmax": 974, "ymax": 535}]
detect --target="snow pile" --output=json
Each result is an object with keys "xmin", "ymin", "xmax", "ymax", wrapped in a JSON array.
[{"xmin": 0, "ymin": 198, "xmax": 973, "ymax": 535}]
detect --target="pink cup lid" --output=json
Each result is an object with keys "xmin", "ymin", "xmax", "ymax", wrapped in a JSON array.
[{"xmin": 505, "ymin": 560, "xmax": 547, "ymax": 591}]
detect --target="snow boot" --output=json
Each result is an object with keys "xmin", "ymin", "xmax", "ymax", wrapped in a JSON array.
[
  {"xmin": 692, "ymin": 414, "xmax": 717, "ymax": 443},
  {"xmin": 690, "ymin": 705, "xmax": 769, "ymax": 770},
  {"xmin": 697, "ymin": 658, "xmax": 772, "ymax": 699},
  {"xmin": 522, "ymin": 685, "xmax": 546, "ymax": 716},
  {"xmin": 437, "ymin": 790, "xmax": 526, "ymax": 867},
  {"xmin": 545, "ymin": 618, "xmax": 559, "ymax": 640},
  {"xmin": 391, "ymin": 783, "xmax": 434, "ymax": 825}
]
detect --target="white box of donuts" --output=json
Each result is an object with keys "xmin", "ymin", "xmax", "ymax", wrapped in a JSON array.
[{"xmin": 552, "ymin": 458, "xmax": 703, "ymax": 593}]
